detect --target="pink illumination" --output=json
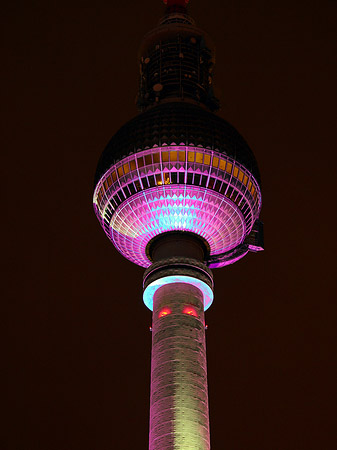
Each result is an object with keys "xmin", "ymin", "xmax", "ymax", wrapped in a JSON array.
[
  {"xmin": 93, "ymin": 146, "xmax": 261, "ymax": 268},
  {"xmin": 109, "ymin": 185, "xmax": 245, "ymax": 267},
  {"xmin": 183, "ymin": 305, "xmax": 198, "ymax": 317},
  {"xmin": 158, "ymin": 307, "xmax": 172, "ymax": 318}
]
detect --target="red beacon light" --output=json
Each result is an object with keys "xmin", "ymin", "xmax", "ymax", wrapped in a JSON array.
[
  {"xmin": 158, "ymin": 307, "xmax": 172, "ymax": 318},
  {"xmin": 183, "ymin": 306, "xmax": 198, "ymax": 317}
]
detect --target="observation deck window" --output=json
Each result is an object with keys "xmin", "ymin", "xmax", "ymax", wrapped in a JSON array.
[
  {"xmin": 170, "ymin": 150, "xmax": 177, "ymax": 161},
  {"xmin": 226, "ymin": 162, "xmax": 232, "ymax": 174},
  {"xmin": 130, "ymin": 159, "xmax": 136, "ymax": 171},
  {"xmin": 196, "ymin": 152, "xmax": 203, "ymax": 163},
  {"xmin": 212, "ymin": 156, "xmax": 219, "ymax": 168},
  {"xmin": 188, "ymin": 151, "xmax": 194, "ymax": 162},
  {"xmin": 145, "ymin": 154, "xmax": 152, "ymax": 165},
  {"xmin": 118, "ymin": 166, "xmax": 123, "ymax": 177},
  {"xmin": 171, "ymin": 172, "xmax": 177, "ymax": 183},
  {"xmin": 219, "ymin": 159, "xmax": 226, "ymax": 170},
  {"xmin": 149, "ymin": 175, "xmax": 156, "ymax": 187},
  {"xmin": 215, "ymin": 179, "xmax": 222, "ymax": 191},
  {"xmin": 162, "ymin": 151, "xmax": 169, "ymax": 162},
  {"xmin": 112, "ymin": 171, "xmax": 117, "ymax": 182},
  {"xmin": 153, "ymin": 153, "xmax": 160, "ymax": 164},
  {"xmin": 137, "ymin": 156, "xmax": 144, "ymax": 168},
  {"xmin": 204, "ymin": 154, "xmax": 211, "ymax": 165},
  {"xmin": 194, "ymin": 173, "xmax": 201, "ymax": 185},
  {"xmin": 233, "ymin": 166, "xmax": 239, "ymax": 178},
  {"xmin": 208, "ymin": 178, "xmax": 215, "ymax": 189},
  {"xmin": 238, "ymin": 170, "xmax": 244, "ymax": 182},
  {"xmin": 123, "ymin": 163, "xmax": 130, "ymax": 174}
]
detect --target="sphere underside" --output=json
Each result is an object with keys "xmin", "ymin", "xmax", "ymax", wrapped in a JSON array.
[
  {"xmin": 94, "ymin": 145, "xmax": 261, "ymax": 267},
  {"xmin": 111, "ymin": 186, "xmax": 245, "ymax": 267}
]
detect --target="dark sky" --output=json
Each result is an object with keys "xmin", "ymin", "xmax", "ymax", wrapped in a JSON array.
[{"xmin": 5, "ymin": 0, "xmax": 336, "ymax": 449}]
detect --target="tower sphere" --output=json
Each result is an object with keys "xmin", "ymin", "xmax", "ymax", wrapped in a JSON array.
[{"xmin": 93, "ymin": 2, "xmax": 263, "ymax": 270}]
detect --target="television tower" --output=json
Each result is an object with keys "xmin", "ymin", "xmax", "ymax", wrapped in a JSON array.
[{"xmin": 93, "ymin": 1, "xmax": 263, "ymax": 448}]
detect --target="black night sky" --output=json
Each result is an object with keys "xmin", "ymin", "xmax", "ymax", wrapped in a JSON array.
[{"xmin": 5, "ymin": 0, "xmax": 336, "ymax": 449}]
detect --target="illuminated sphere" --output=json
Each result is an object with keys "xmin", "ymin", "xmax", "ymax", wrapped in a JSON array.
[{"xmin": 93, "ymin": 101, "xmax": 261, "ymax": 268}]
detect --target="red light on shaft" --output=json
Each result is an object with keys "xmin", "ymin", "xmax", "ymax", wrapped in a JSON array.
[
  {"xmin": 183, "ymin": 306, "xmax": 198, "ymax": 317},
  {"xmin": 159, "ymin": 307, "xmax": 172, "ymax": 318}
]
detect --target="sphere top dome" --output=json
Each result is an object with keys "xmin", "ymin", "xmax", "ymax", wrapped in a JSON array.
[{"xmin": 95, "ymin": 101, "xmax": 260, "ymax": 187}]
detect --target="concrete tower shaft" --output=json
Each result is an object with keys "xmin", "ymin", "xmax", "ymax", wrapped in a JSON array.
[
  {"xmin": 144, "ymin": 240, "xmax": 214, "ymax": 450},
  {"xmin": 150, "ymin": 282, "xmax": 210, "ymax": 450}
]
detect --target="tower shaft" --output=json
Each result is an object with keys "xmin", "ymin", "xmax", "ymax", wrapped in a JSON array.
[{"xmin": 150, "ymin": 282, "xmax": 210, "ymax": 450}]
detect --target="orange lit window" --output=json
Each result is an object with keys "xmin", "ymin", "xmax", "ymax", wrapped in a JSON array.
[
  {"xmin": 219, "ymin": 159, "xmax": 226, "ymax": 170},
  {"xmin": 251, "ymin": 185, "xmax": 255, "ymax": 195},
  {"xmin": 179, "ymin": 151, "xmax": 185, "ymax": 162},
  {"xmin": 233, "ymin": 166, "xmax": 239, "ymax": 177},
  {"xmin": 162, "ymin": 151, "xmax": 169, "ymax": 162},
  {"xmin": 248, "ymin": 181, "xmax": 252, "ymax": 191},
  {"xmin": 212, "ymin": 156, "xmax": 219, "ymax": 168},
  {"xmin": 130, "ymin": 159, "xmax": 136, "ymax": 171},
  {"xmin": 156, "ymin": 174, "xmax": 162, "ymax": 185},
  {"xmin": 188, "ymin": 151, "xmax": 195, "ymax": 162},
  {"xmin": 238, "ymin": 170, "xmax": 244, "ymax": 182},
  {"xmin": 104, "ymin": 180, "xmax": 109, "ymax": 190},
  {"xmin": 183, "ymin": 306, "xmax": 198, "ymax": 317},
  {"xmin": 164, "ymin": 173, "xmax": 170, "ymax": 184},
  {"xmin": 145, "ymin": 154, "xmax": 152, "ymax": 165},
  {"xmin": 107, "ymin": 176, "xmax": 112, "ymax": 187},
  {"xmin": 243, "ymin": 175, "xmax": 248, "ymax": 186},
  {"xmin": 153, "ymin": 153, "xmax": 160, "ymax": 164},
  {"xmin": 123, "ymin": 163, "xmax": 130, "ymax": 174},
  {"xmin": 195, "ymin": 152, "xmax": 203, "ymax": 163},
  {"xmin": 117, "ymin": 166, "xmax": 123, "ymax": 177},
  {"xmin": 226, "ymin": 162, "xmax": 232, "ymax": 174},
  {"xmin": 137, "ymin": 156, "xmax": 144, "ymax": 168},
  {"xmin": 159, "ymin": 307, "xmax": 172, "ymax": 318},
  {"xmin": 204, "ymin": 154, "xmax": 211, "ymax": 165},
  {"xmin": 170, "ymin": 151, "xmax": 177, "ymax": 161}
]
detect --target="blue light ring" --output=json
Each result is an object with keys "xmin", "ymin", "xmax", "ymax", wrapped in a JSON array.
[{"xmin": 143, "ymin": 275, "xmax": 214, "ymax": 311}]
